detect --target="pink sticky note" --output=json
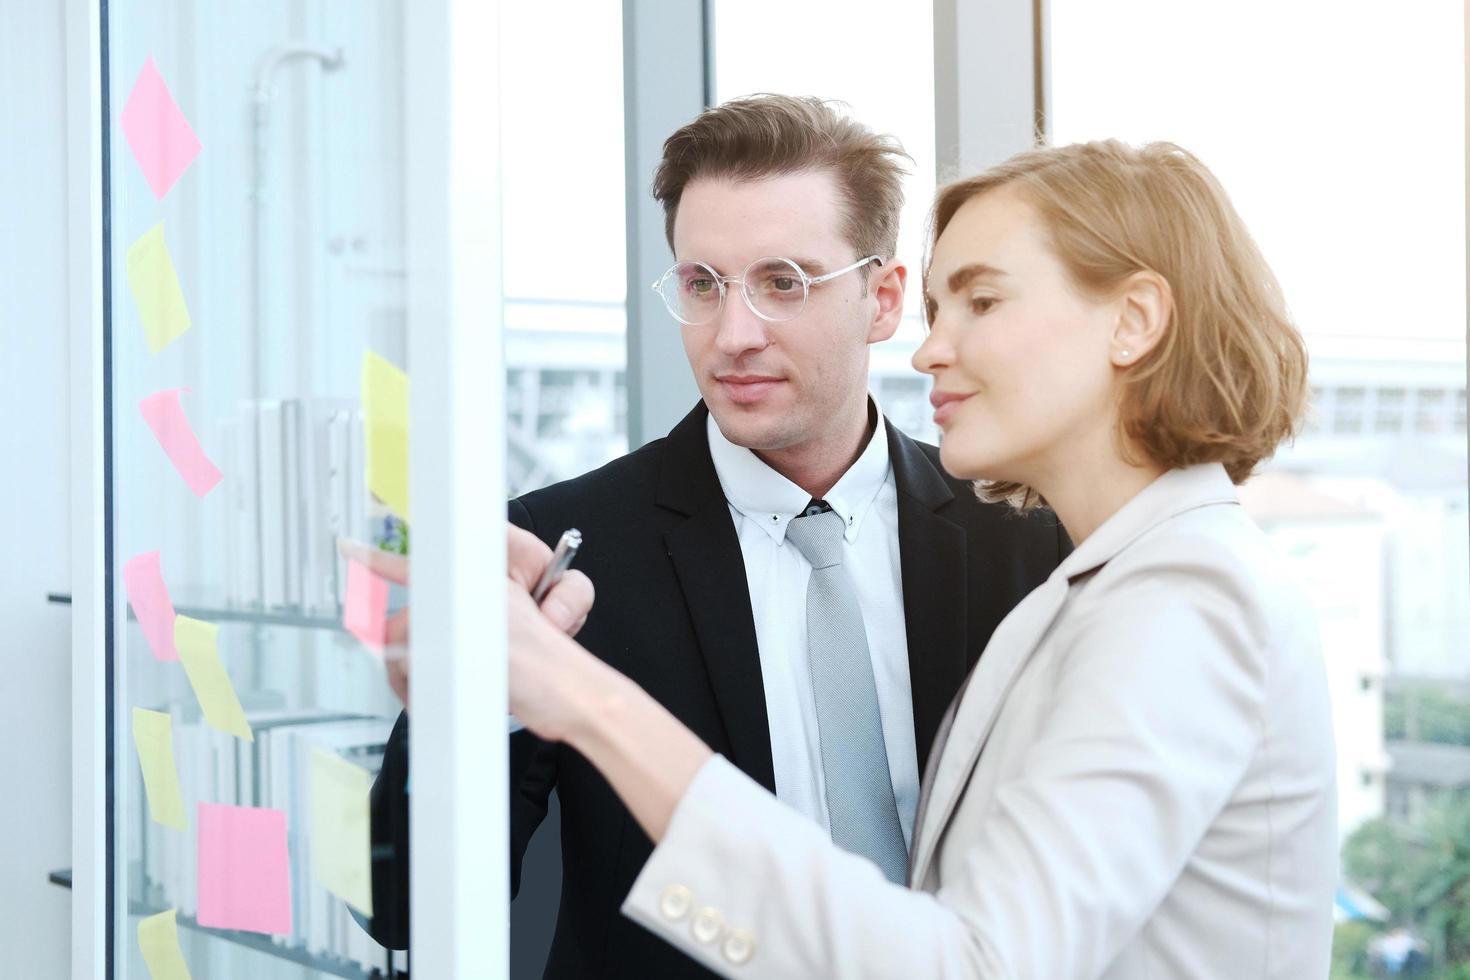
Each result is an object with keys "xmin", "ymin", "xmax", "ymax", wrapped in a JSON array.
[
  {"xmin": 120, "ymin": 56, "xmax": 202, "ymax": 201},
  {"xmin": 196, "ymin": 803, "xmax": 292, "ymax": 935},
  {"xmin": 139, "ymin": 388, "xmax": 223, "ymax": 497},
  {"xmin": 122, "ymin": 551, "xmax": 178, "ymax": 662},
  {"xmin": 343, "ymin": 559, "xmax": 389, "ymax": 652}
]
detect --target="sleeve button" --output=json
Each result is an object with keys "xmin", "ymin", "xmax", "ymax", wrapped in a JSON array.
[
  {"xmin": 690, "ymin": 906, "xmax": 725, "ymax": 945},
  {"xmin": 722, "ymin": 929, "xmax": 756, "ymax": 965},
  {"xmin": 658, "ymin": 884, "xmax": 693, "ymax": 922}
]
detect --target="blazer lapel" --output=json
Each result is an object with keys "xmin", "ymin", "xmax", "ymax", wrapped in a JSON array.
[
  {"xmin": 658, "ymin": 404, "xmax": 777, "ymax": 793},
  {"xmin": 906, "ymin": 463, "xmax": 1244, "ymax": 885},
  {"xmin": 887, "ymin": 423, "xmax": 968, "ymax": 777},
  {"xmin": 908, "ymin": 571, "xmax": 1072, "ymax": 886}
]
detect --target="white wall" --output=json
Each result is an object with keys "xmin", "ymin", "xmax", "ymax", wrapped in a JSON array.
[{"xmin": 0, "ymin": 1, "xmax": 75, "ymax": 976}]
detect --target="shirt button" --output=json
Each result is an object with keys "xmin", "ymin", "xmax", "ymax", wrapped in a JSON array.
[
  {"xmin": 722, "ymin": 929, "xmax": 756, "ymax": 965},
  {"xmin": 690, "ymin": 906, "xmax": 725, "ymax": 945},
  {"xmin": 658, "ymin": 884, "xmax": 693, "ymax": 922}
]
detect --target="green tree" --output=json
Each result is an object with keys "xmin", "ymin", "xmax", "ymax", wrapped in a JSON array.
[{"xmin": 1344, "ymin": 796, "xmax": 1470, "ymax": 971}]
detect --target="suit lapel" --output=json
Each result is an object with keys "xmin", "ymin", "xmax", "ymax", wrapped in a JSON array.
[
  {"xmin": 658, "ymin": 404, "xmax": 776, "ymax": 794},
  {"xmin": 908, "ymin": 571, "xmax": 1072, "ymax": 885},
  {"xmin": 887, "ymin": 424, "xmax": 968, "ymax": 777}
]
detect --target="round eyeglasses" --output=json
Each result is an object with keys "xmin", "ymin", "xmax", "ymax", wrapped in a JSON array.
[{"xmin": 651, "ymin": 255, "xmax": 882, "ymax": 326}]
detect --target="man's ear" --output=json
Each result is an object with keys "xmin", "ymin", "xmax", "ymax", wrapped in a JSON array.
[
  {"xmin": 867, "ymin": 259, "xmax": 907, "ymax": 344},
  {"xmin": 1110, "ymin": 270, "xmax": 1171, "ymax": 366}
]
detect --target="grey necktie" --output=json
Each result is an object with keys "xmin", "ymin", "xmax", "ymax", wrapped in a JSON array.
[{"xmin": 785, "ymin": 503, "xmax": 909, "ymax": 884}]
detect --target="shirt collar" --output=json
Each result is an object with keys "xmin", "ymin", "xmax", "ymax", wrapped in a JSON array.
[{"xmin": 706, "ymin": 398, "xmax": 893, "ymax": 546}]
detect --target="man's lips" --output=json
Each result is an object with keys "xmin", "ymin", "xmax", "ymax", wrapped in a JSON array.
[
  {"xmin": 716, "ymin": 375, "xmax": 785, "ymax": 405},
  {"xmin": 930, "ymin": 389, "xmax": 974, "ymax": 425}
]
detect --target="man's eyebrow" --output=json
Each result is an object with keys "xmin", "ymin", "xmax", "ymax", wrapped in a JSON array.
[{"xmin": 946, "ymin": 263, "xmax": 1008, "ymax": 292}]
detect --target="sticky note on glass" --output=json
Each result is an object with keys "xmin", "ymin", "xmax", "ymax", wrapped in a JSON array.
[
  {"xmin": 196, "ymin": 802, "xmax": 292, "ymax": 935},
  {"xmin": 140, "ymin": 388, "xmax": 223, "ymax": 497},
  {"xmin": 174, "ymin": 616, "xmax": 253, "ymax": 742},
  {"xmin": 126, "ymin": 224, "xmax": 192, "ymax": 354},
  {"xmin": 310, "ymin": 748, "xmax": 374, "ymax": 915},
  {"xmin": 132, "ymin": 708, "xmax": 186, "ymax": 831},
  {"xmin": 137, "ymin": 908, "xmax": 192, "ymax": 980},
  {"xmin": 123, "ymin": 551, "xmax": 178, "ymax": 662},
  {"xmin": 361, "ymin": 350, "xmax": 409, "ymax": 520},
  {"xmin": 342, "ymin": 559, "xmax": 389, "ymax": 653},
  {"xmin": 120, "ymin": 56, "xmax": 201, "ymax": 201}
]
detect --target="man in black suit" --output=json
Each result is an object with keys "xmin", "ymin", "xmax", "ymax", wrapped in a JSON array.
[{"xmin": 364, "ymin": 95, "xmax": 1067, "ymax": 977}]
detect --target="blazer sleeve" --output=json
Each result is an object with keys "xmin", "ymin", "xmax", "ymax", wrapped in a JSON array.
[
  {"xmin": 365, "ymin": 709, "xmax": 411, "ymax": 949},
  {"xmin": 508, "ymin": 496, "xmax": 560, "ymax": 898},
  {"xmin": 621, "ymin": 572, "xmax": 1268, "ymax": 979}
]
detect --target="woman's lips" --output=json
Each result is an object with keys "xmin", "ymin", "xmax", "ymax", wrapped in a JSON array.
[
  {"xmin": 930, "ymin": 391, "xmax": 974, "ymax": 426},
  {"xmin": 717, "ymin": 376, "xmax": 784, "ymax": 405}
]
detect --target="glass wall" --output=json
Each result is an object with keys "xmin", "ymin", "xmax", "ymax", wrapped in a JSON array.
[
  {"xmin": 500, "ymin": 3, "xmax": 627, "ymax": 496},
  {"xmin": 714, "ymin": 0, "xmax": 940, "ymax": 443},
  {"xmin": 108, "ymin": 3, "xmax": 407, "ymax": 975},
  {"xmin": 1049, "ymin": 2, "xmax": 1468, "ymax": 973}
]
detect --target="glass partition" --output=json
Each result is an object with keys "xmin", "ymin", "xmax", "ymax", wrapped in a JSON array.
[{"xmin": 106, "ymin": 4, "xmax": 409, "ymax": 975}]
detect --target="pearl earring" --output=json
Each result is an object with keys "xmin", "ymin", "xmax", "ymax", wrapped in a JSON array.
[{"xmin": 1118, "ymin": 349, "xmax": 1131, "ymax": 360}]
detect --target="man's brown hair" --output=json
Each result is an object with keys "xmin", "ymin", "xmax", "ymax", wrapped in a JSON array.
[
  {"xmin": 926, "ymin": 140, "xmax": 1309, "ymax": 510},
  {"xmin": 652, "ymin": 94, "xmax": 912, "ymax": 269}
]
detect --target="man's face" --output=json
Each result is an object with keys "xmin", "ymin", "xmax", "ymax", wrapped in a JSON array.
[{"xmin": 670, "ymin": 171, "xmax": 899, "ymax": 455}]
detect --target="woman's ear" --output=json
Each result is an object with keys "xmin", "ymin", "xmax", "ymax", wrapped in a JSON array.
[{"xmin": 1110, "ymin": 270, "xmax": 1172, "ymax": 366}]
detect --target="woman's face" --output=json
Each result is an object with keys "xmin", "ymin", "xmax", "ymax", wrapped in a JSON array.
[{"xmin": 914, "ymin": 188, "xmax": 1121, "ymax": 487}]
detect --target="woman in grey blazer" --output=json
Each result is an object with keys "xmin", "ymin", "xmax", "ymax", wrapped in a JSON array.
[{"xmin": 507, "ymin": 140, "xmax": 1337, "ymax": 978}]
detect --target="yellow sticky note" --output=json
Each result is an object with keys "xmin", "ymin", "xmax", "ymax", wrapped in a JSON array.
[
  {"xmin": 138, "ymin": 908, "xmax": 192, "ymax": 980},
  {"xmin": 132, "ymin": 708, "xmax": 186, "ymax": 830},
  {"xmin": 125, "ymin": 223, "xmax": 192, "ymax": 354},
  {"xmin": 310, "ymin": 748, "xmax": 374, "ymax": 915},
  {"xmin": 174, "ymin": 616, "xmax": 253, "ymax": 742},
  {"xmin": 361, "ymin": 350, "xmax": 409, "ymax": 521}
]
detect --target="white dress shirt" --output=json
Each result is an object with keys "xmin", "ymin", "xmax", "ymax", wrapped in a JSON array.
[{"xmin": 706, "ymin": 408, "xmax": 920, "ymax": 847}]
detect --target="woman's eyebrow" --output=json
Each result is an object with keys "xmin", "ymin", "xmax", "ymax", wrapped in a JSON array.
[{"xmin": 947, "ymin": 263, "xmax": 1008, "ymax": 292}]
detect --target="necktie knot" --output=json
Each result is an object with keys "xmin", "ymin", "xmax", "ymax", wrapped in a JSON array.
[{"xmin": 786, "ymin": 508, "xmax": 846, "ymax": 569}]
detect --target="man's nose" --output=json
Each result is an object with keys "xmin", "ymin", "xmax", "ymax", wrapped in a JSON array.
[{"xmin": 712, "ymin": 288, "xmax": 772, "ymax": 358}]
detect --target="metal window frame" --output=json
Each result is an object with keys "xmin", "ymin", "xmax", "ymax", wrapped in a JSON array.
[
  {"xmin": 621, "ymin": 0, "xmax": 713, "ymax": 448},
  {"xmin": 402, "ymin": 0, "xmax": 508, "ymax": 975},
  {"xmin": 933, "ymin": 0, "xmax": 1050, "ymax": 179},
  {"xmin": 66, "ymin": 0, "xmax": 107, "ymax": 975}
]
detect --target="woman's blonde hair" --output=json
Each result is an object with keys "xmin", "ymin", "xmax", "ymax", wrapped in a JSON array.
[{"xmin": 925, "ymin": 140, "xmax": 1309, "ymax": 511}]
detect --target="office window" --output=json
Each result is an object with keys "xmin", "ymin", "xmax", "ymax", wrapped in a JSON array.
[
  {"xmin": 715, "ymin": 0, "xmax": 939, "ymax": 444},
  {"xmin": 1335, "ymin": 386, "xmax": 1369, "ymax": 435},
  {"xmin": 1051, "ymin": 0, "xmax": 1466, "ymax": 969},
  {"xmin": 1417, "ymin": 388, "xmax": 1449, "ymax": 434},
  {"xmin": 1375, "ymin": 388, "xmax": 1408, "ymax": 435},
  {"xmin": 501, "ymin": 2, "xmax": 627, "ymax": 496}
]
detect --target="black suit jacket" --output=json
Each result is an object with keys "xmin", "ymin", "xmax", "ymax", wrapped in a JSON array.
[{"xmin": 365, "ymin": 402, "xmax": 1069, "ymax": 977}]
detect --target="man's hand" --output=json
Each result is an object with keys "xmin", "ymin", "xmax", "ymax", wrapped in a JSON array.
[
  {"xmin": 337, "ymin": 526, "xmax": 594, "ymax": 714},
  {"xmin": 507, "ymin": 524, "xmax": 594, "ymax": 636}
]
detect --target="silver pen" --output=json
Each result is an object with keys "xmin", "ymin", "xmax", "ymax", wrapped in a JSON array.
[{"xmin": 531, "ymin": 529, "xmax": 582, "ymax": 604}]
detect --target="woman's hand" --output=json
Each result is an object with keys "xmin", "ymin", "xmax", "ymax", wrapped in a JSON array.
[
  {"xmin": 337, "ymin": 539, "xmax": 413, "ymax": 708},
  {"xmin": 505, "ymin": 524, "xmax": 604, "ymax": 743},
  {"xmin": 338, "ymin": 525, "xmax": 596, "ymax": 717}
]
